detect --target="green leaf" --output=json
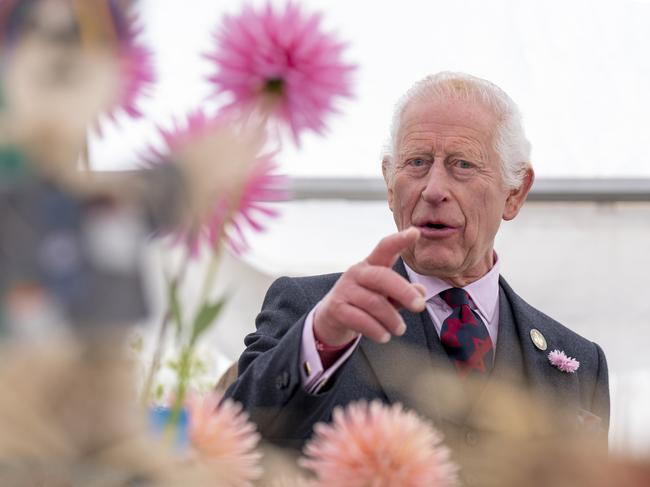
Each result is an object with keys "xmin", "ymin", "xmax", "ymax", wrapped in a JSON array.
[
  {"xmin": 167, "ymin": 278, "xmax": 183, "ymax": 339},
  {"xmin": 189, "ymin": 296, "xmax": 228, "ymax": 347}
]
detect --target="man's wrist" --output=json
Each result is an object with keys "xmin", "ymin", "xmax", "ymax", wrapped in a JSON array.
[
  {"xmin": 313, "ymin": 325, "xmax": 358, "ymax": 351},
  {"xmin": 313, "ymin": 306, "xmax": 359, "ymax": 347}
]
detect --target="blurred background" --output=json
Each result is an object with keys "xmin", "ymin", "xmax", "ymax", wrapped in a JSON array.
[{"xmin": 88, "ymin": 0, "xmax": 650, "ymax": 457}]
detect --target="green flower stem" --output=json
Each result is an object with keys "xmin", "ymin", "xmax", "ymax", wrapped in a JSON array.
[
  {"xmin": 199, "ymin": 245, "xmax": 223, "ymax": 304},
  {"xmin": 168, "ymin": 345, "xmax": 193, "ymax": 433},
  {"xmin": 141, "ymin": 249, "xmax": 192, "ymax": 404},
  {"xmin": 165, "ymin": 245, "xmax": 225, "ymax": 433}
]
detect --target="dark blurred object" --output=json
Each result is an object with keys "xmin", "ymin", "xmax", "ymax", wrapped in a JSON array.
[
  {"xmin": 0, "ymin": 153, "xmax": 187, "ymax": 336},
  {"xmin": 0, "ymin": 0, "xmax": 180, "ymax": 337}
]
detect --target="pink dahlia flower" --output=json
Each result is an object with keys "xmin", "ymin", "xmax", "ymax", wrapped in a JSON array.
[
  {"xmin": 302, "ymin": 401, "xmax": 458, "ymax": 487},
  {"xmin": 113, "ymin": 16, "xmax": 155, "ymax": 119},
  {"xmin": 187, "ymin": 392, "xmax": 263, "ymax": 487},
  {"xmin": 104, "ymin": 4, "xmax": 155, "ymax": 121},
  {"xmin": 548, "ymin": 349, "xmax": 580, "ymax": 373},
  {"xmin": 147, "ymin": 111, "xmax": 288, "ymax": 256},
  {"xmin": 205, "ymin": 2, "xmax": 356, "ymax": 144}
]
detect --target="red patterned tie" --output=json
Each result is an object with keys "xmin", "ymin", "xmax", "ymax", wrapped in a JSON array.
[{"xmin": 439, "ymin": 288, "xmax": 494, "ymax": 378}]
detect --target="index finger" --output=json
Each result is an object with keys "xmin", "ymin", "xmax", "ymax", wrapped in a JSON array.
[{"xmin": 366, "ymin": 227, "xmax": 420, "ymax": 268}]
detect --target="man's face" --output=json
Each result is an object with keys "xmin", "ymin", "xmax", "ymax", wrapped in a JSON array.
[{"xmin": 386, "ymin": 97, "xmax": 530, "ymax": 285}]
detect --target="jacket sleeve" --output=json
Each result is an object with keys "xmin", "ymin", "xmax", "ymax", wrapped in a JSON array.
[{"xmin": 223, "ymin": 276, "xmax": 345, "ymax": 447}]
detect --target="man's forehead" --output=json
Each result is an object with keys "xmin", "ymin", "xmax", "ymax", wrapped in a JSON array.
[
  {"xmin": 396, "ymin": 97, "xmax": 497, "ymax": 145},
  {"xmin": 400, "ymin": 96, "xmax": 496, "ymax": 126}
]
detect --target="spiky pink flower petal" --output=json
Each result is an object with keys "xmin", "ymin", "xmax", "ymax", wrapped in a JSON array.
[
  {"xmin": 301, "ymin": 401, "xmax": 458, "ymax": 487},
  {"xmin": 106, "ymin": 10, "xmax": 155, "ymax": 121},
  {"xmin": 187, "ymin": 393, "xmax": 263, "ymax": 487},
  {"xmin": 206, "ymin": 2, "xmax": 356, "ymax": 144},
  {"xmin": 548, "ymin": 349, "xmax": 580, "ymax": 373},
  {"xmin": 146, "ymin": 111, "xmax": 288, "ymax": 257}
]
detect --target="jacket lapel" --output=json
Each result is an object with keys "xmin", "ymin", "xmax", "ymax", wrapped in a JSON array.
[
  {"xmin": 463, "ymin": 283, "xmax": 528, "ymax": 424},
  {"xmin": 359, "ymin": 259, "xmax": 453, "ymax": 415},
  {"xmin": 490, "ymin": 284, "xmax": 527, "ymax": 386},
  {"xmin": 498, "ymin": 276, "xmax": 580, "ymax": 405}
]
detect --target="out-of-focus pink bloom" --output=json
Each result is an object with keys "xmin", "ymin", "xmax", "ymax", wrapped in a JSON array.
[
  {"xmin": 268, "ymin": 476, "xmax": 313, "ymax": 487},
  {"xmin": 147, "ymin": 111, "xmax": 289, "ymax": 256},
  {"xmin": 548, "ymin": 349, "xmax": 580, "ymax": 373},
  {"xmin": 205, "ymin": 2, "xmax": 356, "ymax": 144},
  {"xmin": 105, "ymin": 8, "xmax": 155, "ymax": 121},
  {"xmin": 224, "ymin": 155, "xmax": 289, "ymax": 254},
  {"xmin": 302, "ymin": 400, "xmax": 458, "ymax": 487},
  {"xmin": 187, "ymin": 393, "xmax": 263, "ymax": 487}
]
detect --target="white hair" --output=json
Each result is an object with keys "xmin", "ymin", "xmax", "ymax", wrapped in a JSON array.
[{"xmin": 384, "ymin": 71, "xmax": 532, "ymax": 189}]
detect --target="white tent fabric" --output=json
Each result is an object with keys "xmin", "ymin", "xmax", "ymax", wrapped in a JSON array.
[{"xmin": 91, "ymin": 0, "xmax": 650, "ymax": 179}]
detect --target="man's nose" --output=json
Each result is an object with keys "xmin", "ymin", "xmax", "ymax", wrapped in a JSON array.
[{"xmin": 420, "ymin": 159, "xmax": 450, "ymax": 204}]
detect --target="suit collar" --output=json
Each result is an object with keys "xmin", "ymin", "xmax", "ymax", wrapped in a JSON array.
[
  {"xmin": 358, "ymin": 259, "xmax": 453, "ymax": 418},
  {"xmin": 497, "ymin": 276, "xmax": 580, "ymax": 403},
  {"xmin": 402, "ymin": 259, "xmax": 501, "ymax": 326}
]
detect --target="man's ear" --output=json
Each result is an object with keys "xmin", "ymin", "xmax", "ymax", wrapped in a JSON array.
[
  {"xmin": 503, "ymin": 167, "xmax": 534, "ymax": 221},
  {"xmin": 382, "ymin": 156, "xmax": 394, "ymax": 211}
]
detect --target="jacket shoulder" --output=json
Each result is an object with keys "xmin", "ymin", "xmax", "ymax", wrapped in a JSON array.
[
  {"xmin": 499, "ymin": 275, "xmax": 599, "ymax": 348},
  {"xmin": 266, "ymin": 272, "xmax": 343, "ymax": 304}
]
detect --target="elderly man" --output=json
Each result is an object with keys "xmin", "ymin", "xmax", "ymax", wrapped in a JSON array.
[{"xmin": 225, "ymin": 72, "xmax": 610, "ymax": 463}]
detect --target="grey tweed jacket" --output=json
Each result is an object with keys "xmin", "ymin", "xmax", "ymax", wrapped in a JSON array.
[{"xmin": 225, "ymin": 259, "xmax": 610, "ymax": 459}]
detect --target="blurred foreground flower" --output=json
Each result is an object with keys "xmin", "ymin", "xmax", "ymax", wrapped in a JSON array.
[
  {"xmin": 302, "ymin": 401, "xmax": 458, "ymax": 487},
  {"xmin": 103, "ymin": 7, "xmax": 155, "ymax": 121},
  {"xmin": 0, "ymin": 342, "xmax": 218, "ymax": 487},
  {"xmin": 206, "ymin": 2, "xmax": 355, "ymax": 144},
  {"xmin": 268, "ymin": 475, "xmax": 313, "ymax": 487},
  {"xmin": 188, "ymin": 392, "xmax": 263, "ymax": 487},
  {"xmin": 147, "ymin": 111, "xmax": 289, "ymax": 256},
  {"xmin": 73, "ymin": 0, "xmax": 155, "ymax": 123}
]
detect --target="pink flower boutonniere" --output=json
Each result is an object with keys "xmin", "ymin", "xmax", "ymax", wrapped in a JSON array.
[{"xmin": 548, "ymin": 349, "xmax": 580, "ymax": 373}]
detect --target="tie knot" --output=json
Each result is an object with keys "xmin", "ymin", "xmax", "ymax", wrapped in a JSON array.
[{"xmin": 440, "ymin": 288, "xmax": 472, "ymax": 308}]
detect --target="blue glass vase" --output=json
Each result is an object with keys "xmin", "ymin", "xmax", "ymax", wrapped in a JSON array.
[{"xmin": 148, "ymin": 406, "xmax": 190, "ymax": 450}]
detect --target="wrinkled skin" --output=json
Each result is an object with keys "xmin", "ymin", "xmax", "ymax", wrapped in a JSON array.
[{"xmin": 385, "ymin": 97, "xmax": 534, "ymax": 287}]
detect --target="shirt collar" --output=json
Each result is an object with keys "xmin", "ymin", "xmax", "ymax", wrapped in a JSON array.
[{"xmin": 403, "ymin": 254, "xmax": 501, "ymax": 323}]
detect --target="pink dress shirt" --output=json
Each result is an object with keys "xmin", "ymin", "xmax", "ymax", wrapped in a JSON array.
[{"xmin": 300, "ymin": 258, "xmax": 501, "ymax": 394}]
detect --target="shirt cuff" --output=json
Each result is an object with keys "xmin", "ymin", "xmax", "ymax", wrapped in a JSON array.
[{"xmin": 300, "ymin": 303, "xmax": 361, "ymax": 394}]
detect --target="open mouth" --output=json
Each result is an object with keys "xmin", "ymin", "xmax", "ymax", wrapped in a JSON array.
[
  {"xmin": 425, "ymin": 223, "xmax": 450, "ymax": 230},
  {"xmin": 416, "ymin": 221, "xmax": 458, "ymax": 237}
]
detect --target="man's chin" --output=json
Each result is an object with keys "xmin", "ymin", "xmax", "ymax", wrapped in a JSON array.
[{"xmin": 402, "ymin": 251, "xmax": 461, "ymax": 278}]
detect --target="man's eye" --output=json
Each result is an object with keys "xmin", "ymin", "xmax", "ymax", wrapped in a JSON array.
[
  {"xmin": 456, "ymin": 160, "xmax": 474, "ymax": 169},
  {"xmin": 409, "ymin": 159, "xmax": 427, "ymax": 167}
]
